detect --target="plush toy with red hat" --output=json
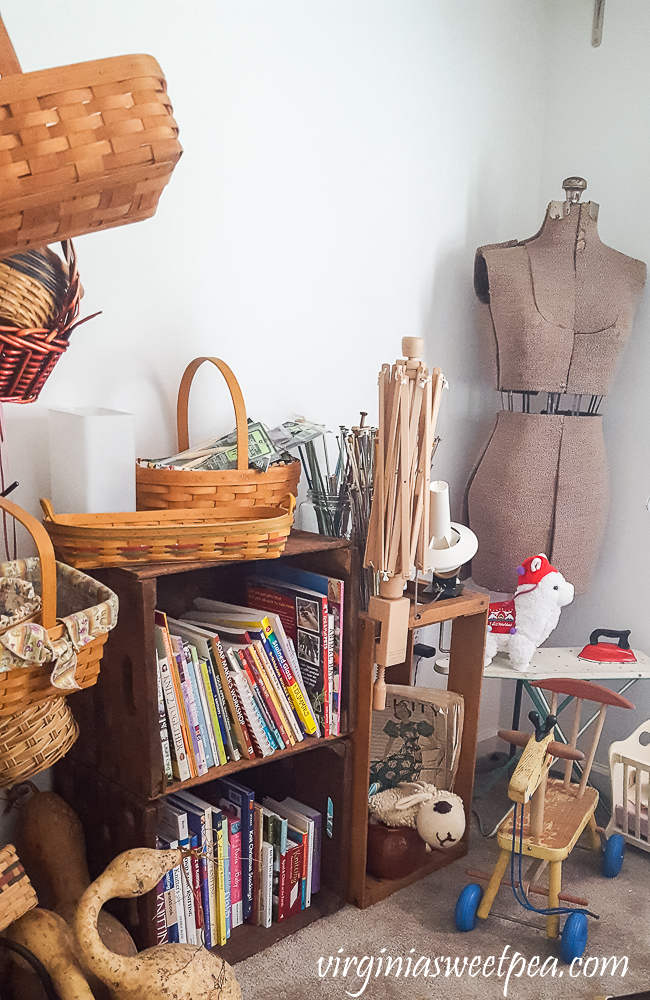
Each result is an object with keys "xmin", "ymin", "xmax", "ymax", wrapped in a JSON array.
[{"xmin": 484, "ymin": 554, "xmax": 574, "ymax": 671}]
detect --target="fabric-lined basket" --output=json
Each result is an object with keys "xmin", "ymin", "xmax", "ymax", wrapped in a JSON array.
[
  {"xmin": 0, "ymin": 16, "xmax": 182, "ymax": 258},
  {"xmin": 0, "ymin": 496, "xmax": 117, "ymax": 721},
  {"xmin": 40, "ymin": 494, "xmax": 296, "ymax": 569},
  {"xmin": 136, "ymin": 357, "xmax": 301, "ymax": 512},
  {"xmin": 0, "ymin": 844, "xmax": 38, "ymax": 931}
]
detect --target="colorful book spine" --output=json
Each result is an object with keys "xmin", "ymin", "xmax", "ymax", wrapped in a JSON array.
[
  {"xmin": 261, "ymin": 841, "xmax": 273, "ymax": 929},
  {"xmin": 170, "ymin": 840, "xmax": 187, "ymax": 943},
  {"xmin": 154, "ymin": 837, "xmax": 169, "ymax": 944},
  {"xmin": 279, "ymin": 839, "xmax": 303, "ymax": 921},
  {"xmin": 158, "ymin": 838, "xmax": 178, "ymax": 943},
  {"xmin": 222, "ymin": 813, "xmax": 231, "ymax": 939},
  {"xmin": 236, "ymin": 647, "xmax": 282, "ymax": 748},
  {"xmin": 249, "ymin": 642, "xmax": 295, "ymax": 746},
  {"xmin": 213, "ymin": 809, "xmax": 227, "ymax": 946},
  {"xmin": 191, "ymin": 600, "xmax": 318, "ymax": 736},
  {"xmin": 252, "ymin": 802, "xmax": 263, "ymax": 925},
  {"xmin": 171, "ymin": 637, "xmax": 207, "ymax": 775},
  {"xmin": 185, "ymin": 643, "xmax": 216, "ymax": 769},
  {"xmin": 247, "ymin": 581, "xmax": 329, "ymax": 735},
  {"xmin": 188, "ymin": 834, "xmax": 202, "ymax": 942},
  {"xmin": 241, "ymin": 646, "xmax": 289, "ymax": 748},
  {"xmin": 155, "ymin": 616, "xmax": 193, "ymax": 782},
  {"xmin": 208, "ymin": 652, "xmax": 240, "ymax": 762},
  {"xmin": 210, "ymin": 636, "xmax": 255, "ymax": 759},
  {"xmin": 263, "ymin": 625, "xmax": 318, "ymax": 736},
  {"xmin": 221, "ymin": 806, "xmax": 243, "ymax": 928},
  {"xmin": 249, "ymin": 636, "xmax": 303, "ymax": 743},
  {"xmin": 228, "ymin": 659, "xmax": 275, "ymax": 758},
  {"xmin": 199, "ymin": 656, "xmax": 227, "ymax": 765},
  {"xmin": 282, "ymin": 797, "xmax": 322, "ymax": 894},
  {"xmin": 287, "ymin": 826, "xmax": 309, "ymax": 909},
  {"xmin": 156, "ymin": 652, "xmax": 174, "ymax": 782},
  {"xmin": 213, "ymin": 778, "xmax": 255, "ymax": 924},
  {"xmin": 253, "ymin": 565, "xmax": 345, "ymax": 734}
]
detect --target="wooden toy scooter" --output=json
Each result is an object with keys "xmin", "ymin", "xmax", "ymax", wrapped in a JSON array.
[{"xmin": 455, "ymin": 679, "xmax": 634, "ymax": 962}]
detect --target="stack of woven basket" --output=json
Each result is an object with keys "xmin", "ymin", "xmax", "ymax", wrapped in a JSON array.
[{"xmin": 0, "ymin": 497, "xmax": 118, "ymax": 788}]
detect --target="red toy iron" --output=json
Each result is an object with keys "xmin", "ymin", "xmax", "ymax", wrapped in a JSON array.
[{"xmin": 578, "ymin": 628, "xmax": 637, "ymax": 664}]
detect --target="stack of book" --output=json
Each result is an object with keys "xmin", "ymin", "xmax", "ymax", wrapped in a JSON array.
[
  {"xmin": 155, "ymin": 777, "xmax": 323, "ymax": 946},
  {"xmin": 155, "ymin": 566, "xmax": 345, "ymax": 781}
]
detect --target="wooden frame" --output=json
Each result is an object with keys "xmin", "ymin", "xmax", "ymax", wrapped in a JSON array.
[{"xmin": 349, "ymin": 589, "xmax": 488, "ymax": 908}]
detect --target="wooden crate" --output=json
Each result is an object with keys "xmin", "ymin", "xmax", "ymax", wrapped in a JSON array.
[
  {"xmin": 65, "ymin": 532, "xmax": 358, "ymax": 800},
  {"xmin": 349, "ymin": 589, "xmax": 488, "ymax": 909},
  {"xmin": 56, "ymin": 736, "xmax": 352, "ymax": 960}
]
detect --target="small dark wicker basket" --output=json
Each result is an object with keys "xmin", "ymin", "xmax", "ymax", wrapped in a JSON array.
[{"xmin": 0, "ymin": 241, "xmax": 98, "ymax": 404}]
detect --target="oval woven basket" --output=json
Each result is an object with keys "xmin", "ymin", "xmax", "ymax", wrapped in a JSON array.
[
  {"xmin": 0, "ymin": 495, "xmax": 117, "ymax": 718},
  {"xmin": 40, "ymin": 494, "xmax": 296, "ymax": 569},
  {"xmin": 136, "ymin": 357, "xmax": 301, "ymax": 512},
  {"xmin": 0, "ymin": 697, "xmax": 78, "ymax": 788}
]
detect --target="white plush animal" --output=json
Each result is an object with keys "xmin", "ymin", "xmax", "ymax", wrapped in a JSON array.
[
  {"xmin": 368, "ymin": 781, "xmax": 465, "ymax": 852},
  {"xmin": 484, "ymin": 554, "xmax": 574, "ymax": 672}
]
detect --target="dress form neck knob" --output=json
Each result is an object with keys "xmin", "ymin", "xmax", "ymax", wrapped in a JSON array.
[{"xmin": 562, "ymin": 176, "xmax": 587, "ymax": 204}]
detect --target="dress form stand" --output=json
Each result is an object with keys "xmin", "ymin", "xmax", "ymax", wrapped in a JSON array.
[{"xmin": 466, "ymin": 178, "xmax": 646, "ymax": 595}]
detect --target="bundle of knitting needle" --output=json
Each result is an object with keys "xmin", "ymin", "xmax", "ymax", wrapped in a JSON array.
[{"xmin": 297, "ymin": 417, "xmax": 376, "ymax": 609}]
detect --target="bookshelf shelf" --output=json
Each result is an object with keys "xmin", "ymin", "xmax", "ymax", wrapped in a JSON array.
[
  {"xmin": 55, "ymin": 530, "xmax": 359, "ymax": 960},
  {"xmin": 158, "ymin": 733, "xmax": 346, "ymax": 797}
]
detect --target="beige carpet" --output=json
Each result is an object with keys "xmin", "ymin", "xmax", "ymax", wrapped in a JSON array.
[{"xmin": 235, "ymin": 815, "xmax": 650, "ymax": 1000}]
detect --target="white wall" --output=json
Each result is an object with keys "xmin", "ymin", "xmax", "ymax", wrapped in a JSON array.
[
  {"xmin": 496, "ymin": 0, "xmax": 650, "ymax": 767},
  {"xmin": 0, "ymin": 1, "xmax": 549, "ymax": 813}
]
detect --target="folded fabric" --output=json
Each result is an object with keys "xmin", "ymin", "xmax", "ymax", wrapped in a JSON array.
[{"xmin": 0, "ymin": 556, "xmax": 118, "ymax": 690}]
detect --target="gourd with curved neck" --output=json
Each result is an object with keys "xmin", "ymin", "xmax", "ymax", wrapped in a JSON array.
[
  {"xmin": 74, "ymin": 848, "xmax": 242, "ymax": 1000},
  {"xmin": 7, "ymin": 908, "xmax": 94, "ymax": 1000}
]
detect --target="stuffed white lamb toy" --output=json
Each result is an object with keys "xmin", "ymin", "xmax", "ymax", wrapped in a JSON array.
[
  {"xmin": 368, "ymin": 781, "xmax": 465, "ymax": 852},
  {"xmin": 484, "ymin": 554, "xmax": 574, "ymax": 672}
]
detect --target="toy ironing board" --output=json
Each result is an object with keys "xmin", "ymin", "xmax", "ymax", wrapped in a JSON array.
[{"xmin": 484, "ymin": 644, "xmax": 650, "ymax": 763}]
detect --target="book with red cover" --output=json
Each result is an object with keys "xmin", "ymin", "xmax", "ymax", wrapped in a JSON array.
[
  {"xmin": 246, "ymin": 579, "xmax": 330, "ymax": 735},
  {"xmin": 279, "ymin": 839, "xmax": 304, "ymax": 921}
]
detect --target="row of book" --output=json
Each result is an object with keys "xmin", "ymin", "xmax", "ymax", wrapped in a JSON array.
[
  {"xmin": 155, "ymin": 564, "xmax": 345, "ymax": 781},
  {"xmin": 155, "ymin": 775, "xmax": 322, "ymax": 946}
]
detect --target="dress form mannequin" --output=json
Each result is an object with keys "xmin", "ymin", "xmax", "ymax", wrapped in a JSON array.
[{"xmin": 466, "ymin": 178, "xmax": 646, "ymax": 594}]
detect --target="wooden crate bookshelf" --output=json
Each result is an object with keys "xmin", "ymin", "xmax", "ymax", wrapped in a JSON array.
[
  {"xmin": 348, "ymin": 588, "xmax": 488, "ymax": 909},
  {"xmin": 55, "ymin": 530, "xmax": 359, "ymax": 961}
]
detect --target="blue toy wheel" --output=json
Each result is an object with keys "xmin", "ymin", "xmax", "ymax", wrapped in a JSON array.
[
  {"xmin": 561, "ymin": 911, "xmax": 588, "ymax": 963},
  {"xmin": 455, "ymin": 883, "xmax": 482, "ymax": 931},
  {"xmin": 602, "ymin": 833, "xmax": 625, "ymax": 878}
]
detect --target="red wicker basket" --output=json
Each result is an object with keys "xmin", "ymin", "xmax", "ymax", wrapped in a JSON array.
[{"xmin": 0, "ymin": 242, "xmax": 97, "ymax": 403}]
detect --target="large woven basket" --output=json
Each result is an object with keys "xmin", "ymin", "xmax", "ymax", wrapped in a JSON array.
[
  {"xmin": 40, "ymin": 494, "xmax": 296, "ymax": 569},
  {"xmin": 0, "ymin": 697, "xmax": 78, "ymax": 788},
  {"xmin": 0, "ymin": 844, "xmax": 38, "ymax": 931},
  {"xmin": 0, "ymin": 496, "xmax": 117, "ymax": 718},
  {"xmin": 0, "ymin": 16, "xmax": 182, "ymax": 258},
  {"xmin": 136, "ymin": 357, "xmax": 301, "ymax": 512}
]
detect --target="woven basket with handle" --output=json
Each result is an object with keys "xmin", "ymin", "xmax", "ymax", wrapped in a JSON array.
[
  {"xmin": 0, "ymin": 495, "xmax": 116, "ymax": 718},
  {"xmin": 136, "ymin": 357, "xmax": 301, "ymax": 512},
  {"xmin": 0, "ymin": 15, "xmax": 182, "ymax": 258}
]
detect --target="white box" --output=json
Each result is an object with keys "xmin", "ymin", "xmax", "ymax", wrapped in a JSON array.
[{"xmin": 49, "ymin": 407, "xmax": 135, "ymax": 513}]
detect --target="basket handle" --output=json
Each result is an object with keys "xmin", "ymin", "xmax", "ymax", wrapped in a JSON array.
[
  {"xmin": 0, "ymin": 17, "xmax": 22, "ymax": 76},
  {"xmin": 0, "ymin": 496, "xmax": 57, "ymax": 630},
  {"xmin": 177, "ymin": 357, "xmax": 248, "ymax": 471}
]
